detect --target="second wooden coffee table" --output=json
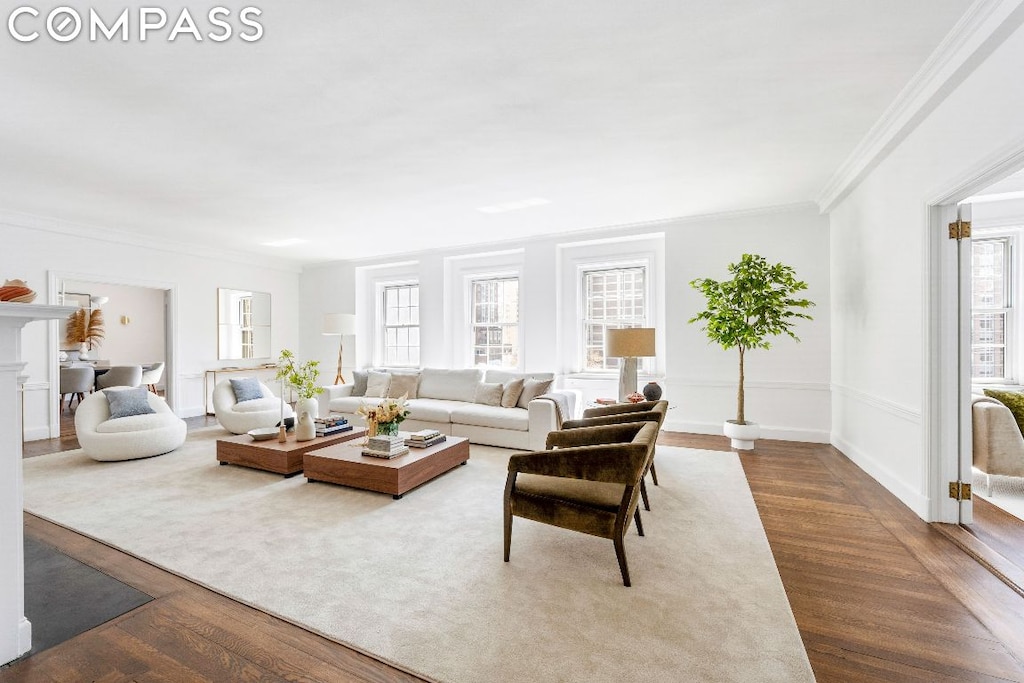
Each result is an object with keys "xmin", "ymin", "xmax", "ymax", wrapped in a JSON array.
[
  {"xmin": 217, "ymin": 427, "xmax": 367, "ymax": 476},
  {"xmin": 303, "ymin": 435, "xmax": 470, "ymax": 499}
]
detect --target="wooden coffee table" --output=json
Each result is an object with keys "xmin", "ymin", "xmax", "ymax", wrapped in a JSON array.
[
  {"xmin": 216, "ymin": 427, "xmax": 367, "ymax": 476},
  {"xmin": 303, "ymin": 435, "xmax": 470, "ymax": 499}
]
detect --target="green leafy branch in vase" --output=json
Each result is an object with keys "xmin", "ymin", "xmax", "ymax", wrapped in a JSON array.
[{"xmin": 275, "ymin": 349, "xmax": 323, "ymax": 400}]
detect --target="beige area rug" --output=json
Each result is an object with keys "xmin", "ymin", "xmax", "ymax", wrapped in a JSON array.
[{"xmin": 23, "ymin": 429, "xmax": 814, "ymax": 683}]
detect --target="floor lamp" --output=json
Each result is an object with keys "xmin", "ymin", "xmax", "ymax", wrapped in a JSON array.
[
  {"xmin": 323, "ymin": 313, "xmax": 356, "ymax": 384},
  {"xmin": 606, "ymin": 328, "xmax": 656, "ymax": 402}
]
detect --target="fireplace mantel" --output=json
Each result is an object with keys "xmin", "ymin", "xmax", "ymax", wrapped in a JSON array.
[{"xmin": 0, "ymin": 302, "xmax": 77, "ymax": 665}]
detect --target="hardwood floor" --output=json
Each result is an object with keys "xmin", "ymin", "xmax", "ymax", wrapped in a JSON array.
[{"xmin": 5, "ymin": 428, "xmax": 1024, "ymax": 681}]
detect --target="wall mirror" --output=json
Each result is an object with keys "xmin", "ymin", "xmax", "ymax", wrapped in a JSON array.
[{"xmin": 217, "ymin": 288, "xmax": 271, "ymax": 360}]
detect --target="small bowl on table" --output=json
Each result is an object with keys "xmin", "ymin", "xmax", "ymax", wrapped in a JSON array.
[{"xmin": 248, "ymin": 427, "xmax": 280, "ymax": 441}]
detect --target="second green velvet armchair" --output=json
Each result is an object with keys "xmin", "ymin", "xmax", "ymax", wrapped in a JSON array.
[{"xmin": 504, "ymin": 421, "xmax": 659, "ymax": 587}]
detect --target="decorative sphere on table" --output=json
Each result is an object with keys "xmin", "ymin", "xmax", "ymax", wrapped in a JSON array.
[{"xmin": 642, "ymin": 382, "xmax": 662, "ymax": 401}]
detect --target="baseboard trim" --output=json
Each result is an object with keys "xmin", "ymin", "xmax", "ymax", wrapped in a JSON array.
[
  {"xmin": 664, "ymin": 417, "xmax": 829, "ymax": 444},
  {"xmin": 832, "ymin": 434, "xmax": 930, "ymax": 518},
  {"xmin": 18, "ymin": 617, "xmax": 31, "ymax": 657},
  {"xmin": 179, "ymin": 405, "xmax": 207, "ymax": 419},
  {"xmin": 23, "ymin": 426, "xmax": 52, "ymax": 442}
]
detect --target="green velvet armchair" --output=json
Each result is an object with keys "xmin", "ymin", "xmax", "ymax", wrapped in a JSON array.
[
  {"xmin": 562, "ymin": 400, "xmax": 668, "ymax": 511},
  {"xmin": 504, "ymin": 421, "xmax": 659, "ymax": 587}
]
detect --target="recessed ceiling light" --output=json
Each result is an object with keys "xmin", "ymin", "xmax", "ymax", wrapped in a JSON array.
[
  {"xmin": 477, "ymin": 197, "xmax": 551, "ymax": 214},
  {"xmin": 261, "ymin": 238, "xmax": 309, "ymax": 247}
]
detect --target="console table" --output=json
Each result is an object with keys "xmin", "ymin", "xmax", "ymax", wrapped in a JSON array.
[
  {"xmin": 1, "ymin": 302, "xmax": 77, "ymax": 666},
  {"xmin": 203, "ymin": 366, "xmax": 282, "ymax": 415}
]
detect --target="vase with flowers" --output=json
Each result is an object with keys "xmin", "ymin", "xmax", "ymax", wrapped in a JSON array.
[
  {"xmin": 356, "ymin": 395, "xmax": 411, "ymax": 438},
  {"xmin": 275, "ymin": 349, "xmax": 323, "ymax": 419}
]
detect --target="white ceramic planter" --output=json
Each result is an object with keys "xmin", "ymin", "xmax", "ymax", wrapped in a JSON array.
[
  {"xmin": 723, "ymin": 420, "xmax": 760, "ymax": 450},
  {"xmin": 295, "ymin": 396, "xmax": 319, "ymax": 421}
]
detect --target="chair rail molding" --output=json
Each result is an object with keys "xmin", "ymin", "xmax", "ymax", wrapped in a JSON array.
[
  {"xmin": 831, "ymin": 382, "xmax": 922, "ymax": 424},
  {"xmin": 669, "ymin": 377, "xmax": 830, "ymax": 393}
]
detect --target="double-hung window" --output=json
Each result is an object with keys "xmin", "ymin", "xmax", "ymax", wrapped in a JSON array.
[
  {"xmin": 382, "ymin": 283, "xmax": 420, "ymax": 366},
  {"xmin": 471, "ymin": 277, "xmax": 519, "ymax": 367},
  {"xmin": 581, "ymin": 266, "xmax": 646, "ymax": 371},
  {"xmin": 239, "ymin": 296, "xmax": 254, "ymax": 359},
  {"xmin": 972, "ymin": 237, "xmax": 1012, "ymax": 381}
]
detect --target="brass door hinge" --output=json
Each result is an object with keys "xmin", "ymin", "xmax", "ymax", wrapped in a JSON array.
[
  {"xmin": 949, "ymin": 219, "xmax": 972, "ymax": 240},
  {"xmin": 949, "ymin": 481, "xmax": 972, "ymax": 501}
]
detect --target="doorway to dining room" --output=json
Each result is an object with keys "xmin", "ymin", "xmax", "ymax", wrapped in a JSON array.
[{"xmin": 48, "ymin": 273, "xmax": 176, "ymax": 442}]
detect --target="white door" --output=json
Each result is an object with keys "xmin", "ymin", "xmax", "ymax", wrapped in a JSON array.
[{"xmin": 936, "ymin": 202, "xmax": 974, "ymax": 524}]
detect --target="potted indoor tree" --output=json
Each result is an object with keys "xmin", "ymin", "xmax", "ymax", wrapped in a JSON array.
[
  {"xmin": 689, "ymin": 253, "xmax": 814, "ymax": 450},
  {"xmin": 276, "ymin": 349, "xmax": 323, "ymax": 419}
]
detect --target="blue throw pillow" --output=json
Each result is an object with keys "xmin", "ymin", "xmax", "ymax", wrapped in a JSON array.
[
  {"xmin": 230, "ymin": 377, "xmax": 264, "ymax": 403},
  {"xmin": 105, "ymin": 386, "xmax": 156, "ymax": 420}
]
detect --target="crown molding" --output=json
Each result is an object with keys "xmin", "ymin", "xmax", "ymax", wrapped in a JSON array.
[
  {"xmin": 816, "ymin": 0, "xmax": 1024, "ymax": 213},
  {"xmin": 0, "ymin": 208, "xmax": 304, "ymax": 274}
]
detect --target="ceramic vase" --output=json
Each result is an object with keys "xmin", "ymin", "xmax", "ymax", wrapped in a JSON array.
[
  {"xmin": 642, "ymin": 381, "xmax": 663, "ymax": 401},
  {"xmin": 78, "ymin": 342, "xmax": 90, "ymax": 360},
  {"xmin": 296, "ymin": 396, "xmax": 318, "ymax": 420},
  {"xmin": 296, "ymin": 410, "xmax": 316, "ymax": 442}
]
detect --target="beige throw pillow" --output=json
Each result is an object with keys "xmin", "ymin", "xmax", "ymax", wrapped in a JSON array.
[
  {"xmin": 365, "ymin": 371, "xmax": 391, "ymax": 398},
  {"xmin": 388, "ymin": 373, "xmax": 420, "ymax": 399},
  {"xmin": 474, "ymin": 382, "xmax": 504, "ymax": 406},
  {"xmin": 517, "ymin": 378, "xmax": 553, "ymax": 409},
  {"xmin": 501, "ymin": 378, "xmax": 525, "ymax": 408}
]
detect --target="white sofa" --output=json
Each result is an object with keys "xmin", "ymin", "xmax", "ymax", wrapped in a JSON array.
[
  {"xmin": 318, "ymin": 368, "xmax": 580, "ymax": 451},
  {"xmin": 75, "ymin": 388, "xmax": 187, "ymax": 461}
]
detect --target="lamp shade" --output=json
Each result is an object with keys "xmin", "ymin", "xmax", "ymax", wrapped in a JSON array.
[
  {"xmin": 323, "ymin": 313, "xmax": 356, "ymax": 336},
  {"xmin": 606, "ymin": 327, "xmax": 655, "ymax": 358}
]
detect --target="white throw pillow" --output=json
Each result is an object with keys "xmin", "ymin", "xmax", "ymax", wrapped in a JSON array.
[
  {"xmin": 474, "ymin": 382, "xmax": 504, "ymax": 406},
  {"xmin": 388, "ymin": 372, "xmax": 420, "ymax": 399},
  {"xmin": 517, "ymin": 378, "xmax": 554, "ymax": 409},
  {"xmin": 365, "ymin": 371, "xmax": 391, "ymax": 398},
  {"xmin": 501, "ymin": 378, "xmax": 525, "ymax": 408}
]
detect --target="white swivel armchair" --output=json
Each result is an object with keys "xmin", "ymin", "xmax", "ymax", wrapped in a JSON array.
[
  {"xmin": 75, "ymin": 389, "xmax": 187, "ymax": 461},
  {"xmin": 213, "ymin": 379, "xmax": 294, "ymax": 434}
]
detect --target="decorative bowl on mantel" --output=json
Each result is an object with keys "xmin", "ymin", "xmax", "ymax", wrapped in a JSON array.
[
  {"xmin": 248, "ymin": 427, "xmax": 280, "ymax": 441},
  {"xmin": 0, "ymin": 279, "xmax": 36, "ymax": 303}
]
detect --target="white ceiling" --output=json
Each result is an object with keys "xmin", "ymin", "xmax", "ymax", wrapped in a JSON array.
[{"xmin": 0, "ymin": 1, "xmax": 973, "ymax": 264}]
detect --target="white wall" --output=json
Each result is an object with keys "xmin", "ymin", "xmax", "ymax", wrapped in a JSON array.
[
  {"xmin": 300, "ymin": 204, "xmax": 831, "ymax": 441},
  {"xmin": 829, "ymin": 19, "xmax": 1024, "ymax": 519},
  {"xmin": 3, "ymin": 214, "xmax": 301, "ymax": 439}
]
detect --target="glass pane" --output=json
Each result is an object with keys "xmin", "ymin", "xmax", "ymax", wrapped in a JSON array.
[{"xmin": 972, "ymin": 239, "xmax": 1008, "ymax": 309}]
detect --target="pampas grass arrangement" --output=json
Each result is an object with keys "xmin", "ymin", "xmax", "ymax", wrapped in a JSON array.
[{"xmin": 66, "ymin": 308, "xmax": 106, "ymax": 349}]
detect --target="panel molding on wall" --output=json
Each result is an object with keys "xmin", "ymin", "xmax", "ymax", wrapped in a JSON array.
[{"xmin": 830, "ymin": 382, "xmax": 922, "ymax": 423}]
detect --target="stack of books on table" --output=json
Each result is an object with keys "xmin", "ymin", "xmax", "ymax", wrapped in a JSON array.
[
  {"xmin": 362, "ymin": 435, "xmax": 409, "ymax": 459},
  {"xmin": 405, "ymin": 429, "xmax": 446, "ymax": 448},
  {"xmin": 315, "ymin": 415, "xmax": 352, "ymax": 437}
]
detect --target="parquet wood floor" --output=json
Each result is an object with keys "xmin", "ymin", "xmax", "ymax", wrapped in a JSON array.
[{"xmin": 4, "ymin": 427, "xmax": 1024, "ymax": 682}]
